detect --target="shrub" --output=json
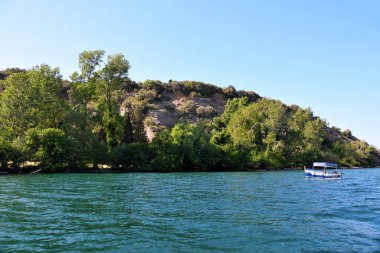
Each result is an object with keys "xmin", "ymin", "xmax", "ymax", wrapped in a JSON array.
[
  {"xmin": 140, "ymin": 80, "xmax": 166, "ymax": 93},
  {"xmin": 222, "ymin": 85, "xmax": 238, "ymax": 98},
  {"xmin": 178, "ymin": 99, "xmax": 196, "ymax": 115},
  {"xmin": 122, "ymin": 97, "xmax": 149, "ymax": 114},
  {"xmin": 179, "ymin": 81, "xmax": 222, "ymax": 97},
  {"xmin": 0, "ymin": 141, "xmax": 22, "ymax": 169},
  {"xmin": 196, "ymin": 106, "xmax": 217, "ymax": 119},
  {"xmin": 144, "ymin": 116, "xmax": 156, "ymax": 127},
  {"xmin": 122, "ymin": 79, "xmax": 139, "ymax": 92},
  {"xmin": 135, "ymin": 89, "xmax": 159, "ymax": 102},
  {"xmin": 342, "ymin": 129, "xmax": 352, "ymax": 138},
  {"xmin": 189, "ymin": 91, "xmax": 200, "ymax": 99},
  {"xmin": 236, "ymin": 90, "xmax": 260, "ymax": 102}
]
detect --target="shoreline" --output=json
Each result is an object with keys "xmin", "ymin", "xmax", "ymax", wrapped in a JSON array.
[{"xmin": 1, "ymin": 166, "xmax": 379, "ymax": 175}]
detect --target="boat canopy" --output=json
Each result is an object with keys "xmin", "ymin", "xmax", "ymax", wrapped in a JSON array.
[{"xmin": 313, "ymin": 162, "xmax": 338, "ymax": 168}]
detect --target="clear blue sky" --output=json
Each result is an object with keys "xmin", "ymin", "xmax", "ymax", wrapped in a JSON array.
[{"xmin": 1, "ymin": 0, "xmax": 379, "ymax": 147}]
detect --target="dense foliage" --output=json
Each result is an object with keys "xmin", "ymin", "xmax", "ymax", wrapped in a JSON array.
[{"xmin": 0, "ymin": 50, "xmax": 378, "ymax": 172}]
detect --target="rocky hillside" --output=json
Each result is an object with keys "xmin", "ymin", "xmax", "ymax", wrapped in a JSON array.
[
  {"xmin": 112, "ymin": 79, "xmax": 380, "ymax": 167},
  {"xmin": 116, "ymin": 80, "xmax": 259, "ymax": 141},
  {"xmin": 1, "ymin": 67, "xmax": 379, "ymax": 168}
]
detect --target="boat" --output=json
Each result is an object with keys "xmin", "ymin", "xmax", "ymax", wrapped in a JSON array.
[{"xmin": 304, "ymin": 162, "xmax": 342, "ymax": 179}]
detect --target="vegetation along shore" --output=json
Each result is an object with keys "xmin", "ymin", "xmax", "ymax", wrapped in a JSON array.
[{"xmin": 0, "ymin": 50, "xmax": 379, "ymax": 173}]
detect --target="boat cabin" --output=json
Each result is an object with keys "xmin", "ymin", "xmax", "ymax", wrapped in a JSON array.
[{"xmin": 305, "ymin": 162, "xmax": 342, "ymax": 179}]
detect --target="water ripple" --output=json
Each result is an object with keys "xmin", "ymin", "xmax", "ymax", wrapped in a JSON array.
[{"xmin": 0, "ymin": 169, "xmax": 379, "ymax": 252}]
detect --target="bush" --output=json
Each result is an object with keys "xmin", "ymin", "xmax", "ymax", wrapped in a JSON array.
[
  {"xmin": 178, "ymin": 99, "xmax": 196, "ymax": 115},
  {"xmin": 189, "ymin": 91, "xmax": 200, "ymax": 99},
  {"xmin": 140, "ymin": 80, "xmax": 166, "ymax": 93},
  {"xmin": 179, "ymin": 81, "xmax": 222, "ymax": 97},
  {"xmin": 236, "ymin": 90, "xmax": 260, "ymax": 102},
  {"xmin": 0, "ymin": 68, "xmax": 26, "ymax": 81},
  {"xmin": 196, "ymin": 106, "xmax": 217, "ymax": 119},
  {"xmin": 342, "ymin": 129, "xmax": 352, "ymax": 138},
  {"xmin": 0, "ymin": 141, "xmax": 21, "ymax": 169},
  {"xmin": 222, "ymin": 85, "xmax": 238, "ymax": 98},
  {"xmin": 122, "ymin": 97, "xmax": 149, "ymax": 114},
  {"xmin": 135, "ymin": 89, "xmax": 159, "ymax": 102},
  {"xmin": 122, "ymin": 79, "xmax": 139, "ymax": 92}
]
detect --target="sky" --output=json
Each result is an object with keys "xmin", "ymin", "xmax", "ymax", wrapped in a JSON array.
[{"xmin": 1, "ymin": 0, "xmax": 379, "ymax": 147}]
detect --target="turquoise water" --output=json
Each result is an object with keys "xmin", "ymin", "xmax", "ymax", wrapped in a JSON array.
[{"xmin": 0, "ymin": 169, "xmax": 379, "ymax": 252}]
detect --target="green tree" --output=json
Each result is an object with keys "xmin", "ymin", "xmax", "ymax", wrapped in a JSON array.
[
  {"xmin": 111, "ymin": 143, "xmax": 153, "ymax": 171},
  {"xmin": 123, "ymin": 112, "xmax": 134, "ymax": 144},
  {"xmin": 171, "ymin": 122, "xmax": 220, "ymax": 170},
  {"xmin": 0, "ymin": 140, "xmax": 22, "ymax": 170},
  {"xmin": 72, "ymin": 50, "xmax": 131, "ymax": 149},
  {"xmin": 0, "ymin": 65, "xmax": 68, "ymax": 140},
  {"xmin": 151, "ymin": 129, "xmax": 182, "ymax": 170},
  {"xmin": 286, "ymin": 107, "xmax": 324, "ymax": 167},
  {"xmin": 23, "ymin": 128, "xmax": 67, "ymax": 169},
  {"xmin": 61, "ymin": 109, "xmax": 106, "ymax": 168}
]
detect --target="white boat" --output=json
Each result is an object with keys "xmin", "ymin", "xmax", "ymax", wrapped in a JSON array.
[{"xmin": 304, "ymin": 162, "xmax": 342, "ymax": 179}]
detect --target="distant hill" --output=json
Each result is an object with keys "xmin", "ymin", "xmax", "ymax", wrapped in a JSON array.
[
  {"xmin": 116, "ymin": 80, "xmax": 260, "ymax": 141},
  {"xmin": 111, "ymin": 79, "xmax": 379, "ymax": 167}
]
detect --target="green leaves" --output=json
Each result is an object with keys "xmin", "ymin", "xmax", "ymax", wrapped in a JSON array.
[
  {"xmin": 150, "ymin": 130, "xmax": 182, "ymax": 170},
  {"xmin": 73, "ymin": 50, "xmax": 131, "ymax": 150},
  {"xmin": 110, "ymin": 143, "xmax": 153, "ymax": 171},
  {"xmin": 23, "ymin": 128, "xmax": 67, "ymax": 167},
  {"xmin": 79, "ymin": 50, "xmax": 105, "ymax": 81},
  {"xmin": 212, "ymin": 97, "xmax": 328, "ymax": 169},
  {"xmin": 170, "ymin": 122, "xmax": 220, "ymax": 170},
  {"xmin": 102, "ymin": 54, "xmax": 130, "ymax": 85},
  {"xmin": 0, "ymin": 65, "xmax": 68, "ymax": 140}
]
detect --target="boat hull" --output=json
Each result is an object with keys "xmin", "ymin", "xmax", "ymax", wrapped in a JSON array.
[{"xmin": 304, "ymin": 169, "xmax": 342, "ymax": 179}]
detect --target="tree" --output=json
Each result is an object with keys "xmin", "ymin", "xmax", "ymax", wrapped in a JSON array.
[
  {"xmin": 150, "ymin": 129, "xmax": 182, "ymax": 170},
  {"xmin": 0, "ymin": 68, "xmax": 25, "ymax": 80},
  {"xmin": 23, "ymin": 128, "xmax": 67, "ymax": 169},
  {"xmin": 111, "ymin": 143, "xmax": 153, "ymax": 170},
  {"xmin": 171, "ymin": 122, "xmax": 220, "ymax": 170},
  {"xmin": 123, "ymin": 112, "xmax": 134, "ymax": 144},
  {"xmin": 218, "ymin": 97, "xmax": 250, "ymax": 127},
  {"xmin": 0, "ymin": 65, "xmax": 68, "ymax": 140},
  {"xmin": 285, "ymin": 107, "xmax": 324, "ymax": 167},
  {"xmin": 72, "ymin": 50, "xmax": 131, "ymax": 149},
  {"xmin": 79, "ymin": 50, "xmax": 105, "ymax": 81},
  {"xmin": 0, "ymin": 140, "xmax": 22, "ymax": 170},
  {"xmin": 61, "ymin": 109, "xmax": 106, "ymax": 168}
]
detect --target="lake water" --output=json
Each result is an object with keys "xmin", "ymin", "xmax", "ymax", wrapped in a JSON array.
[{"xmin": 0, "ymin": 169, "xmax": 379, "ymax": 252}]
